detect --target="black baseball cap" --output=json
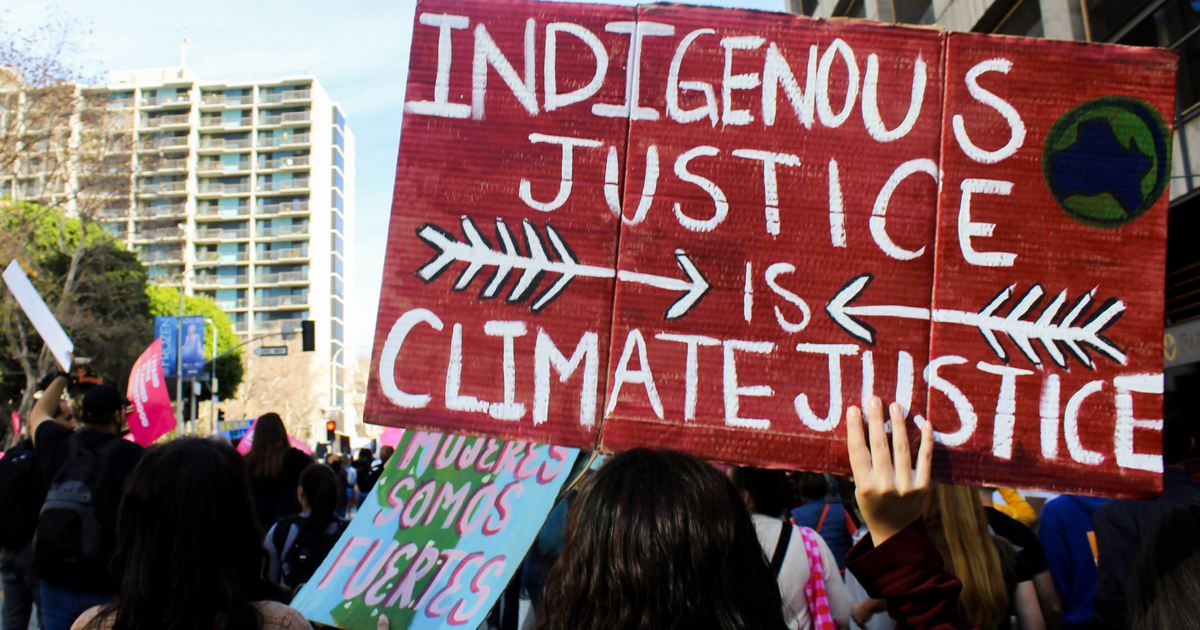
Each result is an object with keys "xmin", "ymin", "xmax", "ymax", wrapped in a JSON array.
[{"xmin": 82, "ymin": 384, "xmax": 131, "ymax": 423}]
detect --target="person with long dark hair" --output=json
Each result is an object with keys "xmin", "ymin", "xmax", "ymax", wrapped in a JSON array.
[
  {"xmin": 265, "ymin": 464, "xmax": 347, "ymax": 590},
  {"xmin": 536, "ymin": 397, "xmax": 974, "ymax": 630},
  {"xmin": 244, "ymin": 413, "xmax": 313, "ymax": 531},
  {"xmin": 72, "ymin": 438, "xmax": 308, "ymax": 630},
  {"xmin": 1128, "ymin": 502, "xmax": 1200, "ymax": 630}
]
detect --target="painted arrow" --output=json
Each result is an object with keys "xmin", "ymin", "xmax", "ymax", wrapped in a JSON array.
[
  {"xmin": 416, "ymin": 216, "xmax": 711, "ymax": 320},
  {"xmin": 825, "ymin": 274, "xmax": 1126, "ymax": 369}
]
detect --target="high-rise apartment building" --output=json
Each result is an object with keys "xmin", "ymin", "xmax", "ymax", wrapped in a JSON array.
[{"xmin": 2, "ymin": 66, "xmax": 356, "ymax": 436}]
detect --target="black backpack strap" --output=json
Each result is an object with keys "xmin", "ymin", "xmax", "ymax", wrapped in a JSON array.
[
  {"xmin": 770, "ymin": 518, "xmax": 792, "ymax": 577},
  {"xmin": 272, "ymin": 516, "xmax": 299, "ymax": 557}
]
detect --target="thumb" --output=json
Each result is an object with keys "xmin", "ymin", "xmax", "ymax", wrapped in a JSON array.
[{"xmin": 377, "ymin": 614, "xmax": 389, "ymax": 630}]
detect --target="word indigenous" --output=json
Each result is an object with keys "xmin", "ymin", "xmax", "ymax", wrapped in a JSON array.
[{"xmin": 368, "ymin": 0, "xmax": 1176, "ymax": 498}]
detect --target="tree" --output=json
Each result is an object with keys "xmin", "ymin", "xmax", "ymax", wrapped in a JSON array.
[
  {"xmin": 146, "ymin": 285, "xmax": 244, "ymax": 401},
  {"xmin": 0, "ymin": 200, "xmax": 153, "ymax": 440},
  {"xmin": 226, "ymin": 335, "xmax": 322, "ymax": 443}
]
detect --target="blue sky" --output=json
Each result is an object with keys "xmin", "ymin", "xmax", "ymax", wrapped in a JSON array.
[{"xmin": 5, "ymin": 0, "xmax": 786, "ymax": 358}]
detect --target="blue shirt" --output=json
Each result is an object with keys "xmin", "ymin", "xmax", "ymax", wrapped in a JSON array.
[
  {"xmin": 792, "ymin": 500, "xmax": 852, "ymax": 570},
  {"xmin": 1038, "ymin": 494, "xmax": 1105, "ymax": 630}
]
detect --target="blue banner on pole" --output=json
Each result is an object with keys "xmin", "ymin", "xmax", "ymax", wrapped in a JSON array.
[
  {"xmin": 180, "ymin": 315, "xmax": 206, "ymax": 378},
  {"xmin": 154, "ymin": 316, "xmax": 178, "ymax": 378}
]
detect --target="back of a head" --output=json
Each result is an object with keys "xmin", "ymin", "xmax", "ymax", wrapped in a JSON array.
[
  {"xmin": 728, "ymin": 467, "xmax": 790, "ymax": 517},
  {"xmin": 536, "ymin": 449, "xmax": 788, "ymax": 630},
  {"xmin": 922, "ymin": 485, "xmax": 1009, "ymax": 630},
  {"xmin": 1130, "ymin": 503, "xmax": 1200, "ymax": 630},
  {"xmin": 299, "ymin": 463, "xmax": 338, "ymax": 531},
  {"xmin": 798, "ymin": 471, "xmax": 830, "ymax": 502},
  {"xmin": 246, "ymin": 412, "xmax": 288, "ymax": 480},
  {"xmin": 106, "ymin": 438, "xmax": 282, "ymax": 630},
  {"xmin": 379, "ymin": 445, "xmax": 395, "ymax": 463}
]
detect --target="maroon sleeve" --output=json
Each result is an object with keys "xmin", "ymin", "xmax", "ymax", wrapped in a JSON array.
[{"xmin": 846, "ymin": 519, "xmax": 976, "ymax": 630}]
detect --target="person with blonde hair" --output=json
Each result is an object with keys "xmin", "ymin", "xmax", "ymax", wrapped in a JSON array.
[{"xmin": 924, "ymin": 485, "xmax": 1044, "ymax": 630}]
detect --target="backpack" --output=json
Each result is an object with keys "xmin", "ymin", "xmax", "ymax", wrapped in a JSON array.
[
  {"xmin": 0, "ymin": 439, "xmax": 45, "ymax": 550},
  {"xmin": 36, "ymin": 435, "xmax": 122, "ymax": 574},
  {"xmin": 273, "ymin": 515, "xmax": 348, "ymax": 588}
]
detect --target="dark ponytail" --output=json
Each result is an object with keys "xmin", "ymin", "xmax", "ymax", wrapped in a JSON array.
[{"xmin": 299, "ymin": 464, "xmax": 338, "ymax": 532}]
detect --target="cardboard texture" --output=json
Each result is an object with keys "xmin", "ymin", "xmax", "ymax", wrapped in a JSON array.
[
  {"xmin": 926, "ymin": 34, "xmax": 1176, "ymax": 497},
  {"xmin": 369, "ymin": 0, "xmax": 1177, "ymax": 498}
]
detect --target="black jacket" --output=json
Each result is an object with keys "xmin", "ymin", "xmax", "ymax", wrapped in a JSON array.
[{"xmin": 250, "ymin": 447, "xmax": 314, "ymax": 532}]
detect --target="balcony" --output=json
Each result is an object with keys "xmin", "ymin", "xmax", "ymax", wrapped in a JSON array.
[
  {"xmin": 199, "ymin": 137, "xmax": 252, "ymax": 151},
  {"xmin": 256, "ymin": 270, "xmax": 308, "ymax": 284},
  {"xmin": 146, "ymin": 157, "xmax": 188, "ymax": 172},
  {"xmin": 257, "ymin": 178, "xmax": 309, "ymax": 193},
  {"xmin": 138, "ymin": 136, "xmax": 189, "ymax": 151},
  {"xmin": 142, "ymin": 94, "xmax": 191, "ymax": 107},
  {"xmin": 198, "ymin": 160, "xmax": 250, "ymax": 174},
  {"xmin": 200, "ymin": 116, "xmax": 251, "ymax": 129},
  {"xmin": 216, "ymin": 298, "xmax": 248, "ymax": 309},
  {"xmin": 256, "ymin": 319, "xmax": 304, "ymax": 332},
  {"xmin": 234, "ymin": 321, "xmax": 249, "ymax": 333},
  {"xmin": 135, "ymin": 227, "xmax": 184, "ymax": 241},
  {"xmin": 257, "ymin": 294, "xmax": 308, "ymax": 308},
  {"xmin": 260, "ymin": 89, "xmax": 311, "ymax": 103},
  {"xmin": 201, "ymin": 93, "xmax": 253, "ymax": 107},
  {"xmin": 194, "ymin": 251, "xmax": 250, "ymax": 264},
  {"xmin": 257, "ymin": 133, "xmax": 310, "ymax": 148},
  {"xmin": 137, "ymin": 181, "xmax": 187, "ymax": 195},
  {"xmin": 194, "ymin": 274, "xmax": 249, "ymax": 287},
  {"xmin": 257, "ymin": 201, "xmax": 309, "ymax": 215},
  {"xmin": 138, "ymin": 203, "xmax": 186, "ymax": 218},
  {"xmin": 196, "ymin": 204, "xmax": 249, "ymax": 218},
  {"xmin": 98, "ymin": 207, "xmax": 130, "ymax": 220},
  {"xmin": 109, "ymin": 98, "xmax": 134, "ymax": 109},
  {"xmin": 195, "ymin": 227, "xmax": 250, "ymax": 240},
  {"xmin": 258, "ymin": 111, "xmax": 310, "ymax": 126},
  {"xmin": 259, "ymin": 155, "xmax": 309, "ymax": 169},
  {"xmin": 258, "ymin": 247, "xmax": 307, "ymax": 261},
  {"xmin": 140, "ymin": 251, "xmax": 184, "ymax": 264},
  {"xmin": 257, "ymin": 224, "xmax": 308, "ymax": 238},
  {"xmin": 143, "ymin": 113, "xmax": 190, "ymax": 128},
  {"xmin": 196, "ymin": 182, "xmax": 251, "ymax": 195}
]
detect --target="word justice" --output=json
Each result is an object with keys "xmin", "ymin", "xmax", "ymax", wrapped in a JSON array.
[
  {"xmin": 378, "ymin": 308, "xmax": 1164, "ymax": 472},
  {"xmin": 506, "ymin": 135, "xmax": 1017, "ymax": 268},
  {"xmin": 406, "ymin": 13, "xmax": 1024, "ymax": 166}
]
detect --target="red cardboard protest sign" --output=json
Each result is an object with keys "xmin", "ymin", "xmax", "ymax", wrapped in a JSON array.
[
  {"xmin": 369, "ymin": 0, "xmax": 1176, "ymax": 497},
  {"xmin": 924, "ymin": 34, "xmax": 1176, "ymax": 496}
]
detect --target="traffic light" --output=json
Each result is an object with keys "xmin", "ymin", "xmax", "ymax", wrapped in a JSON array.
[
  {"xmin": 325, "ymin": 420, "xmax": 336, "ymax": 443},
  {"xmin": 301, "ymin": 320, "xmax": 315, "ymax": 352}
]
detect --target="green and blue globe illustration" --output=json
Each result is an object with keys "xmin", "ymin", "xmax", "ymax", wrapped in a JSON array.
[{"xmin": 1043, "ymin": 96, "xmax": 1171, "ymax": 228}]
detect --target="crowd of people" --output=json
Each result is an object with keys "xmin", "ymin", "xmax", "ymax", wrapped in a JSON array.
[{"xmin": 0, "ymin": 366, "xmax": 1198, "ymax": 630}]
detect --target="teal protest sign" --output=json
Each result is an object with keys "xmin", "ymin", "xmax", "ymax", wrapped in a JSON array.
[{"xmin": 292, "ymin": 431, "xmax": 579, "ymax": 629}]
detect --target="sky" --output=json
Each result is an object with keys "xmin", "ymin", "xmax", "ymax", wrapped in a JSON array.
[{"xmin": 4, "ymin": 0, "xmax": 785, "ymax": 358}]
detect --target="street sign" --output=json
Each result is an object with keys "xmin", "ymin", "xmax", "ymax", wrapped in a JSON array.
[{"xmin": 256, "ymin": 345, "xmax": 289, "ymax": 357}]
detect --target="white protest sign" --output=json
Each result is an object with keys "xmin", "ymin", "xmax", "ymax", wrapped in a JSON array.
[{"xmin": 3, "ymin": 260, "xmax": 74, "ymax": 371}]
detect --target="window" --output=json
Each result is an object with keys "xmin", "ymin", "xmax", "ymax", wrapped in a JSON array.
[
  {"xmin": 332, "ymin": 191, "xmax": 344, "ymax": 211},
  {"xmin": 332, "ymin": 169, "xmax": 343, "ymax": 191},
  {"xmin": 332, "ymin": 233, "xmax": 343, "ymax": 255},
  {"xmin": 334, "ymin": 150, "xmax": 344, "ymax": 171},
  {"xmin": 332, "ymin": 255, "xmax": 343, "ymax": 276},
  {"xmin": 332, "ymin": 298, "xmax": 344, "ymax": 320},
  {"xmin": 332, "ymin": 211, "xmax": 344, "ymax": 234},
  {"xmin": 1110, "ymin": 0, "xmax": 1200, "ymax": 113},
  {"xmin": 332, "ymin": 276, "xmax": 344, "ymax": 297},
  {"xmin": 334, "ymin": 389, "xmax": 344, "ymax": 407},
  {"xmin": 333, "ymin": 107, "xmax": 346, "ymax": 129},
  {"xmin": 332, "ymin": 127, "xmax": 343, "ymax": 150},
  {"xmin": 332, "ymin": 321, "xmax": 344, "ymax": 343}
]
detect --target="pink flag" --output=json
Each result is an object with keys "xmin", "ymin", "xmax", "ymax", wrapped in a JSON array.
[
  {"xmin": 380, "ymin": 427, "xmax": 404, "ymax": 448},
  {"xmin": 127, "ymin": 338, "xmax": 176, "ymax": 446},
  {"xmin": 11, "ymin": 411, "xmax": 19, "ymax": 437},
  {"xmin": 236, "ymin": 417, "xmax": 313, "ymax": 456}
]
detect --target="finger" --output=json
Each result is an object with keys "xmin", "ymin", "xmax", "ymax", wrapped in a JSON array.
[
  {"xmin": 378, "ymin": 613, "xmax": 390, "ymax": 630},
  {"xmin": 914, "ymin": 418, "xmax": 934, "ymax": 490},
  {"xmin": 866, "ymin": 397, "xmax": 894, "ymax": 480},
  {"xmin": 846, "ymin": 405, "xmax": 871, "ymax": 483},
  {"xmin": 890, "ymin": 403, "xmax": 913, "ymax": 489}
]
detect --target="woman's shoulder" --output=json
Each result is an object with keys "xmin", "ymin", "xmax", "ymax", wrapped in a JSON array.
[
  {"xmin": 255, "ymin": 601, "xmax": 314, "ymax": 630},
  {"xmin": 70, "ymin": 606, "xmax": 112, "ymax": 630}
]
